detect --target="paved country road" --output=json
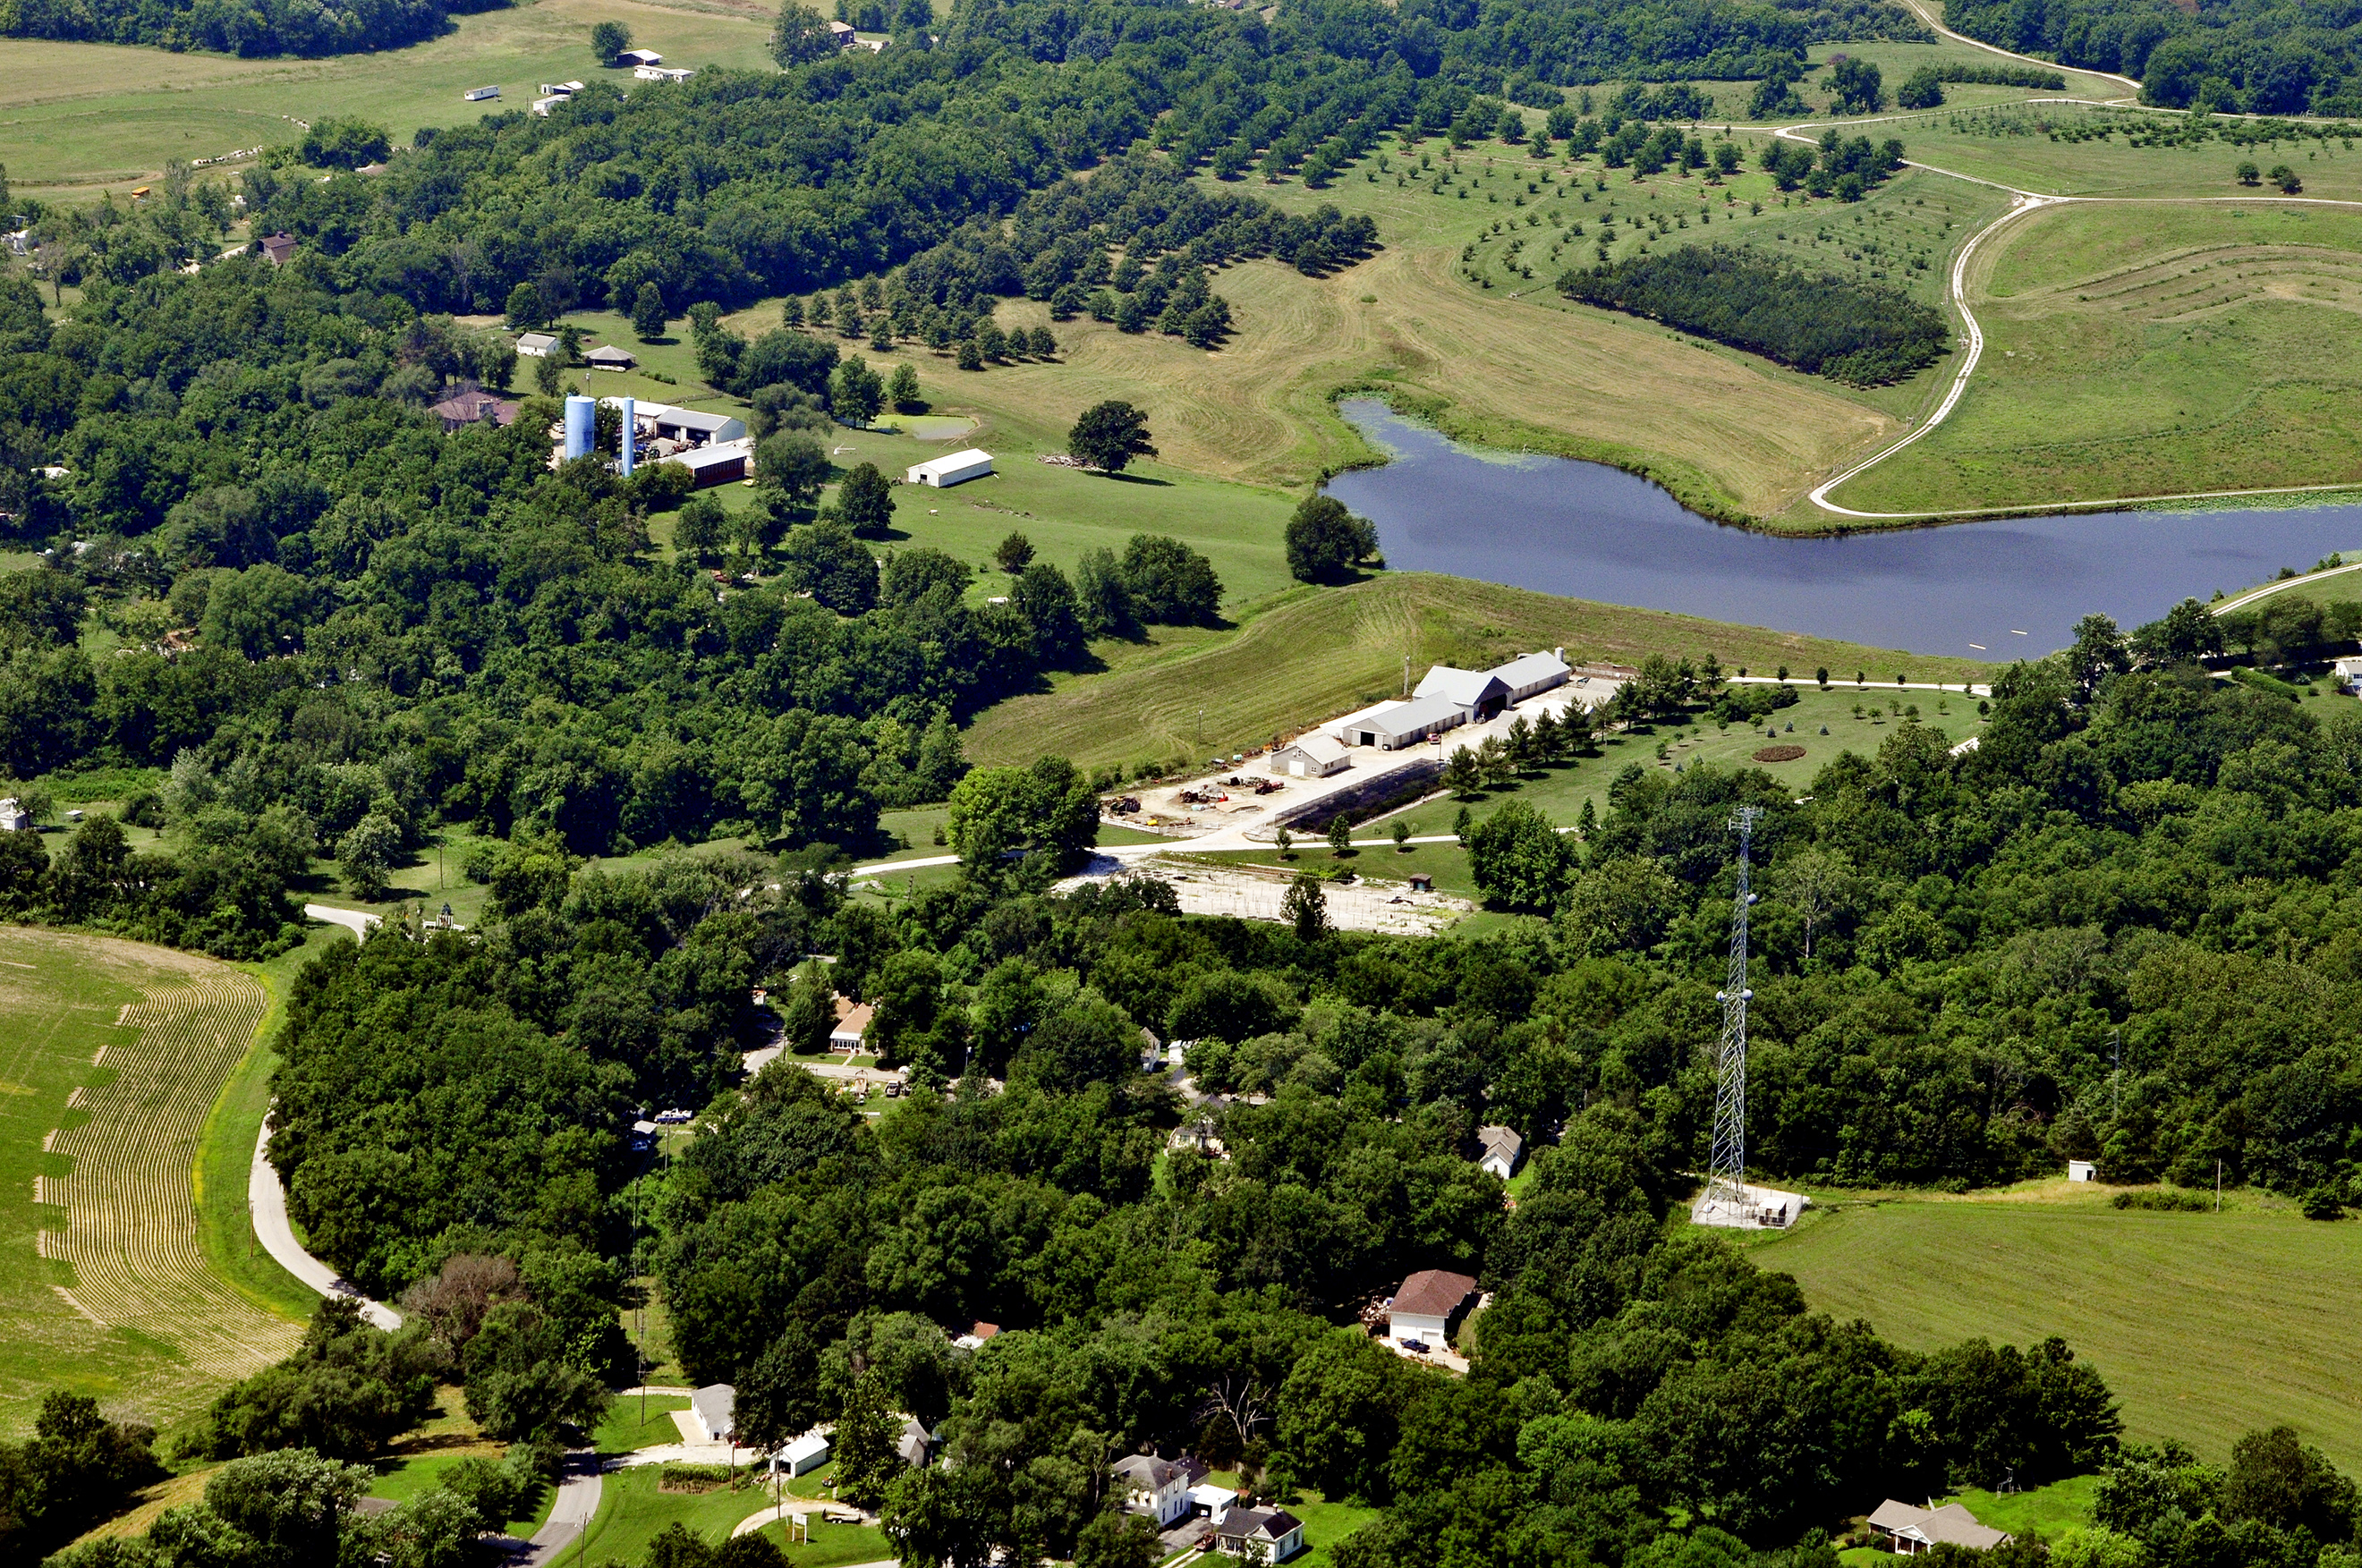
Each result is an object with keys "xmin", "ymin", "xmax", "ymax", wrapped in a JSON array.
[{"xmin": 248, "ymin": 1119, "xmax": 402, "ymax": 1332}]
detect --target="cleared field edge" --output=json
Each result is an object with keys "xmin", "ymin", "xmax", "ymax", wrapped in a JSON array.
[
  {"xmin": 191, "ymin": 960, "xmax": 317, "ymax": 1325},
  {"xmin": 41, "ymin": 945, "xmax": 304, "ymax": 1406}
]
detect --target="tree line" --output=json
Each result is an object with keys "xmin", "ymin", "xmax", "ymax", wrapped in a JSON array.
[
  {"xmin": 1, "ymin": 0, "xmax": 500, "ymax": 57},
  {"xmin": 1559, "ymin": 240, "xmax": 1949, "ymax": 386},
  {"xmin": 1948, "ymin": 0, "xmax": 2362, "ymax": 115}
]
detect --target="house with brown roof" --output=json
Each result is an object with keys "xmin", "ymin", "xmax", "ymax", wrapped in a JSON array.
[
  {"xmin": 428, "ymin": 386, "xmax": 520, "ymax": 431},
  {"xmin": 259, "ymin": 232, "xmax": 298, "ymax": 266},
  {"xmin": 1866, "ymin": 1500, "xmax": 2011, "ymax": 1555},
  {"xmin": 1385, "ymin": 1268, "xmax": 1477, "ymax": 1347}
]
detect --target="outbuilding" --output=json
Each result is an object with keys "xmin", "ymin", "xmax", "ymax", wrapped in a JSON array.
[
  {"xmin": 515, "ymin": 332, "xmax": 559, "ymax": 358},
  {"xmin": 1342, "ymin": 695, "xmax": 1463, "ymax": 750},
  {"xmin": 616, "ymin": 47, "xmax": 663, "ymax": 64},
  {"xmin": 691, "ymin": 1384, "xmax": 735, "ymax": 1443},
  {"xmin": 259, "ymin": 233, "xmax": 298, "ymax": 266},
  {"xmin": 1488, "ymin": 648, "xmax": 1572, "ymax": 702},
  {"xmin": 777, "ymin": 1429, "xmax": 833, "ymax": 1477},
  {"xmin": 583, "ymin": 343, "xmax": 638, "ymax": 371},
  {"xmin": 1386, "ymin": 1268, "xmax": 1477, "ymax": 1347},
  {"xmin": 907, "ymin": 448, "xmax": 995, "ymax": 487},
  {"xmin": 1414, "ymin": 665, "xmax": 1512, "ymax": 722},
  {"xmin": 2334, "ymin": 655, "xmax": 2362, "ymax": 695},
  {"xmin": 828, "ymin": 18, "xmax": 857, "ymax": 42},
  {"xmin": 0, "ymin": 798, "xmax": 30, "ymax": 832},
  {"xmin": 1269, "ymin": 733, "xmax": 1350, "ymax": 778},
  {"xmin": 463, "ymin": 85, "xmax": 501, "ymax": 101},
  {"xmin": 2067, "ymin": 1159, "xmax": 2096, "ymax": 1182},
  {"xmin": 665, "ymin": 437, "xmax": 752, "ymax": 487},
  {"xmin": 635, "ymin": 64, "xmax": 695, "ymax": 81}
]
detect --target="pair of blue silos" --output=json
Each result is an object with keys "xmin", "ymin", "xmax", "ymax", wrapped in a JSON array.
[{"xmin": 563, "ymin": 394, "xmax": 637, "ymax": 473}]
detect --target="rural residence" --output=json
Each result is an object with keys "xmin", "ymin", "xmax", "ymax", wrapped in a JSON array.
[
  {"xmin": 831, "ymin": 999, "xmax": 873, "ymax": 1050},
  {"xmin": 1866, "ymin": 1500, "xmax": 2010, "ymax": 1555},
  {"xmin": 691, "ymin": 1384, "xmax": 734, "ymax": 1442},
  {"xmin": 1113, "ymin": 1455, "xmax": 1193, "ymax": 1526},
  {"xmin": 1475, "ymin": 1124, "xmax": 1523, "ymax": 1180},
  {"xmin": 463, "ymin": 85, "xmax": 500, "ymax": 101},
  {"xmin": 1386, "ymin": 1268, "xmax": 1477, "ymax": 1347},
  {"xmin": 428, "ymin": 386, "xmax": 519, "ymax": 431},
  {"xmin": 259, "ymin": 233, "xmax": 297, "ymax": 266},
  {"xmin": 1216, "ymin": 1507, "xmax": 1305, "ymax": 1561},
  {"xmin": 514, "ymin": 333, "xmax": 559, "ymax": 358}
]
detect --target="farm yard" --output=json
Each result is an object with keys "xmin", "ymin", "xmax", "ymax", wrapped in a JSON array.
[
  {"xmin": 0, "ymin": 927, "xmax": 301, "ymax": 1437},
  {"xmin": 1754, "ymin": 1187, "xmax": 2362, "ymax": 1473}
]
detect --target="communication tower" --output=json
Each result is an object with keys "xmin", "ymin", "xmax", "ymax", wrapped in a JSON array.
[{"xmin": 1693, "ymin": 806, "xmax": 1803, "ymax": 1229}]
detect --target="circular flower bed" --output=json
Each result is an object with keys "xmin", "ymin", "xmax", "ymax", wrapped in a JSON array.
[{"xmin": 1752, "ymin": 744, "xmax": 1807, "ymax": 763}]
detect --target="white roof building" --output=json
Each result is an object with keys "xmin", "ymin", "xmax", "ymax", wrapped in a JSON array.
[
  {"xmin": 777, "ymin": 1428, "xmax": 833, "ymax": 1476},
  {"xmin": 1490, "ymin": 648, "xmax": 1571, "ymax": 701},
  {"xmin": 1414, "ymin": 665, "xmax": 1513, "ymax": 720},
  {"xmin": 907, "ymin": 448, "xmax": 995, "ymax": 487},
  {"xmin": 617, "ymin": 47, "xmax": 663, "ymax": 64},
  {"xmin": 600, "ymin": 398, "xmax": 745, "ymax": 446},
  {"xmin": 515, "ymin": 332, "xmax": 559, "ymax": 357},
  {"xmin": 1269, "ymin": 733, "xmax": 1350, "ymax": 777},
  {"xmin": 691, "ymin": 1384, "xmax": 734, "ymax": 1442},
  {"xmin": 1337, "ymin": 695, "xmax": 1465, "ymax": 750},
  {"xmin": 1867, "ymin": 1500, "xmax": 2011, "ymax": 1555},
  {"xmin": 463, "ymin": 85, "xmax": 501, "ymax": 101},
  {"xmin": 635, "ymin": 64, "xmax": 696, "ymax": 81}
]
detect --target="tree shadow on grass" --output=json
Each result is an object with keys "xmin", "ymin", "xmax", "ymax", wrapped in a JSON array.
[{"xmin": 1098, "ymin": 471, "xmax": 1173, "ymax": 487}]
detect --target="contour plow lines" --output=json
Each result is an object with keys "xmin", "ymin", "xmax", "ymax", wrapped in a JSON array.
[{"xmin": 43, "ymin": 970, "xmax": 301, "ymax": 1387}]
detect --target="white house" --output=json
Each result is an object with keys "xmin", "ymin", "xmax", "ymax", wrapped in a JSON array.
[
  {"xmin": 830, "ymin": 998, "xmax": 873, "ymax": 1050},
  {"xmin": 1269, "ymin": 733, "xmax": 1350, "ymax": 778},
  {"xmin": 896, "ymin": 1416, "xmax": 933, "ymax": 1469},
  {"xmin": 539, "ymin": 80, "xmax": 587, "ymax": 96},
  {"xmin": 463, "ymin": 85, "xmax": 501, "ymax": 101},
  {"xmin": 2067, "ymin": 1159, "xmax": 2096, "ymax": 1182},
  {"xmin": 531, "ymin": 96, "xmax": 567, "ymax": 116},
  {"xmin": 0, "ymin": 798, "xmax": 30, "ymax": 832},
  {"xmin": 777, "ymin": 1429, "xmax": 832, "ymax": 1477},
  {"xmin": 1112, "ymin": 1455, "xmax": 1193, "ymax": 1526},
  {"xmin": 2335, "ymin": 655, "xmax": 2362, "ymax": 694},
  {"xmin": 1414, "ymin": 665, "xmax": 1513, "ymax": 722},
  {"xmin": 907, "ymin": 449, "xmax": 995, "ymax": 487},
  {"xmin": 1386, "ymin": 1268, "xmax": 1476, "ymax": 1346},
  {"xmin": 636, "ymin": 64, "xmax": 696, "ymax": 81},
  {"xmin": 1216, "ymin": 1507, "xmax": 1304, "ymax": 1562},
  {"xmin": 1188, "ymin": 1481, "xmax": 1239, "ymax": 1522},
  {"xmin": 1866, "ymin": 1500, "xmax": 2010, "ymax": 1555},
  {"xmin": 617, "ymin": 47, "xmax": 663, "ymax": 64},
  {"xmin": 1338, "ymin": 695, "xmax": 1464, "ymax": 751},
  {"xmin": 515, "ymin": 332, "xmax": 559, "ymax": 358},
  {"xmin": 1475, "ymin": 1124, "xmax": 1523, "ymax": 1180},
  {"xmin": 1489, "ymin": 648, "xmax": 1571, "ymax": 702},
  {"xmin": 691, "ymin": 1384, "xmax": 734, "ymax": 1442}
]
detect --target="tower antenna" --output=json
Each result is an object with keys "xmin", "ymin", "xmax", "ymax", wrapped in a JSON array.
[{"xmin": 1697, "ymin": 806, "xmax": 1767, "ymax": 1227}]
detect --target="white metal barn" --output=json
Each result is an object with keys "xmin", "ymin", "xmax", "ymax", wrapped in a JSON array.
[
  {"xmin": 907, "ymin": 449, "xmax": 995, "ymax": 487},
  {"xmin": 1269, "ymin": 733, "xmax": 1350, "ymax": 777},
  {"xmin": 1342, "ymin": 695, "xmax": 1463, "ymax": 750}
]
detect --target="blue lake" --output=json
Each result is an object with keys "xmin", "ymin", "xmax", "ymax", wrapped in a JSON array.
[{"xmin": 1323, "ymin": 400, "xmax": 2362, "ymax": 658}]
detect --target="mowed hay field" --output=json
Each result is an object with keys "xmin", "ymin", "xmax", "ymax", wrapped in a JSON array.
[
  {"xmin": 0, "ymin": 0, "xmax": 777, "ymax": 200},
  {"xmin": 1829, "ymin": 201, "xmax": 2362, "ymax": 514},
  {"xmin": 1753, "ymin": 1193, "xmax": 2362, "ymax": 1472},
  {"xmin": 963, "ymin": 572, "xmax": 1993, "ymax": 771},
  {"xmin": 0, "ymin": 927, "xmax": 301, "ymax": 1437}
]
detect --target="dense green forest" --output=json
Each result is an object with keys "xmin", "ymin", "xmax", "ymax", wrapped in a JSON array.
[
  {"xmin": 0, "ymin": 0, "xmax": 498, "ymax": 58},
  {"xmin": 1559, "ymin": 233, "xmax": 1948, "ymax": 385},
  {"xmin": 1947, "ymin": 0, "xmax": 2362, "ymax": 114}
]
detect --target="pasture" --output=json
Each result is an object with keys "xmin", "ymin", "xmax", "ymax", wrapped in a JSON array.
[
  {"xmin": 1752, "ymin": 1188, "xmax": 2362, "ymax": 1472},
  {"xmin": 962, "ymin": 573, "xmax": 1992, "ymax": 773},
  {"xmin": 0, "ymin": 926, "xmax": 301, "ymax": 1437},
  {"xmin": 1827, "ymin": 201, "xmax": 2362, "ymax": 514},
  {"xmin": 0, "ymin": 0, "xmax": 776, "ymax": 201}
]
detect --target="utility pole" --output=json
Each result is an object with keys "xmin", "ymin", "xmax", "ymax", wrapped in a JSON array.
[
  {"xmin": 2216, "ymin": 1158, "xmax": 2222, "ymax": 1213},
  {"xmin": 2111, "ymin": 1028, "xmax": 2121, "ymax": 1117}
]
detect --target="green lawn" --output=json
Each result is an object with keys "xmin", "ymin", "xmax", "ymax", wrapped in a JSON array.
[
  {"xmin": 370, "ymin": 1445, "xmax": 557, "ymax": 1537},
  {"xmin": 569, "ymin": 1462, "xmax": 886, "ymax": 1567},
  {"xmin": 1751, "ymin": 1191, "xmax": 2362, "ymax": 1471},
  {"xmin": 1946, "ymin": 1475, "xmax": 2100, "ymax": 1541},
  {"xmin": 596, "ymin": 1393, "xmax": 691, "ymax": 1457},
  {"xmin": 1192, "ymin": 1471, "xmax": 1380, "ymax": 1567}
]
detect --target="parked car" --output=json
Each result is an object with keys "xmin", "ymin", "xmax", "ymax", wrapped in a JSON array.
[{"xmin": 1400, "ymin": 1338, "xmax": 1429, "ymax": 1354}]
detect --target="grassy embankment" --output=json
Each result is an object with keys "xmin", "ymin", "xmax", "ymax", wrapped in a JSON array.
[
  {"xmin": 964, "ymin": 572, "xmax": 1992, "ymax": 775},
  {"xmin": 0, "ymin": 928, "xmax": 305, "ymax": 1438},
  {"xmin": 1751, "ymin": 1182, "xmax": 2362, "ymax": 1472},
  {"xmin": 0, "ymin": 0, "xmax": 777, "ymax": 204}
]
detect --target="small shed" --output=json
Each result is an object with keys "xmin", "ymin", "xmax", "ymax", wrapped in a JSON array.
[
  {"xmin": 515, "ymin": 332, "xmax": 559, "ymax": 358},
  {"xmin": 2067, "ymin": 1159, "xmax": 2096, "ymax": 1183},
  {"xmin": 0, "ymin": 798, "xmax": 30, "ymax": 832},
  {"xmin": 259, "ymin": 233, "xmax": 298, "ymax": 266},
  {"xmin": 1475, "ymin": 1124, "xmax": 1523, "ymax": 1181},
  {"xmin": 636, "ymin": 64, "xmax": 695, "ymax": 81},
  {"xmin": 583, "ymin": 343, "xmax": 638, "ymax": 370},
  {"xmin": 907, "ymin": 448, "xmax": 995, "ymax": 487},
  {"xmin": 777, "ymin": 1429, "xmax": 832, "ymax": 1476},
  {"xmin": 691, "ymin": 1384, "xmax": 735, "ymax": 1442},
  {"xmin": 1269, "ymin": 733, "xmax": 1349, "ymax": 778},
  {"xmin": 463, "ymin": 84, "xmax": 501, "ymax": 101}
]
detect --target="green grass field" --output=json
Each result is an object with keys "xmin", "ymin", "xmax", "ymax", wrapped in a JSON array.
[
  {"xmin": 1752, "ymin": 1189, "xmax": 2362, "ymax": 1471},
  {"xmin": 0, "ymin": 927, "xmax": 302, "ymax": 1437},
  {"xmin": 0, "ymin": 0, "xmax": 778, "ymax": 201},
  {"xmin": 596, "ymin": 1392, "xmax": 690, "ymax": 1455},
  {"xmin": 964, "ymin": 574, "xmax": 1992, "ymax": 773},
  {"xmin": 1830, "ymin": 200, "xmax": 2362, "ymax": 513}
]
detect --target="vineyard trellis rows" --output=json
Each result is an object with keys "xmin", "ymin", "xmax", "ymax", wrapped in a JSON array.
[{"xmin": 42, "ymin": 967, "xmax": 302, "ymax": 1398}]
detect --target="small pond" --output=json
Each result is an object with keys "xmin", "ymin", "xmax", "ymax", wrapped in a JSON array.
[{"xmin": 1323, "ymin": 401, "xmax": 2362, "ymax": 657}]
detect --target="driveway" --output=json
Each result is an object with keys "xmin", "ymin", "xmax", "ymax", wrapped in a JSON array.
[
  {"xmin": 518, "ymin": 1448, "xmax": 602, "ymax": 1565},
  {"xmin": 302, "ymin": 903, "xmax": 380, "ymax": 940},
  {"xmin": 247, "ymin": 1118, "xmax": 400, "ymax": 1331}
]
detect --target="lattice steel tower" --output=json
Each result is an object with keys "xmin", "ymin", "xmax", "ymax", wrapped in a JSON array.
[{"xmin": 1699, "ymin": 806, "xmax": 1763, "ymax": 1223}]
